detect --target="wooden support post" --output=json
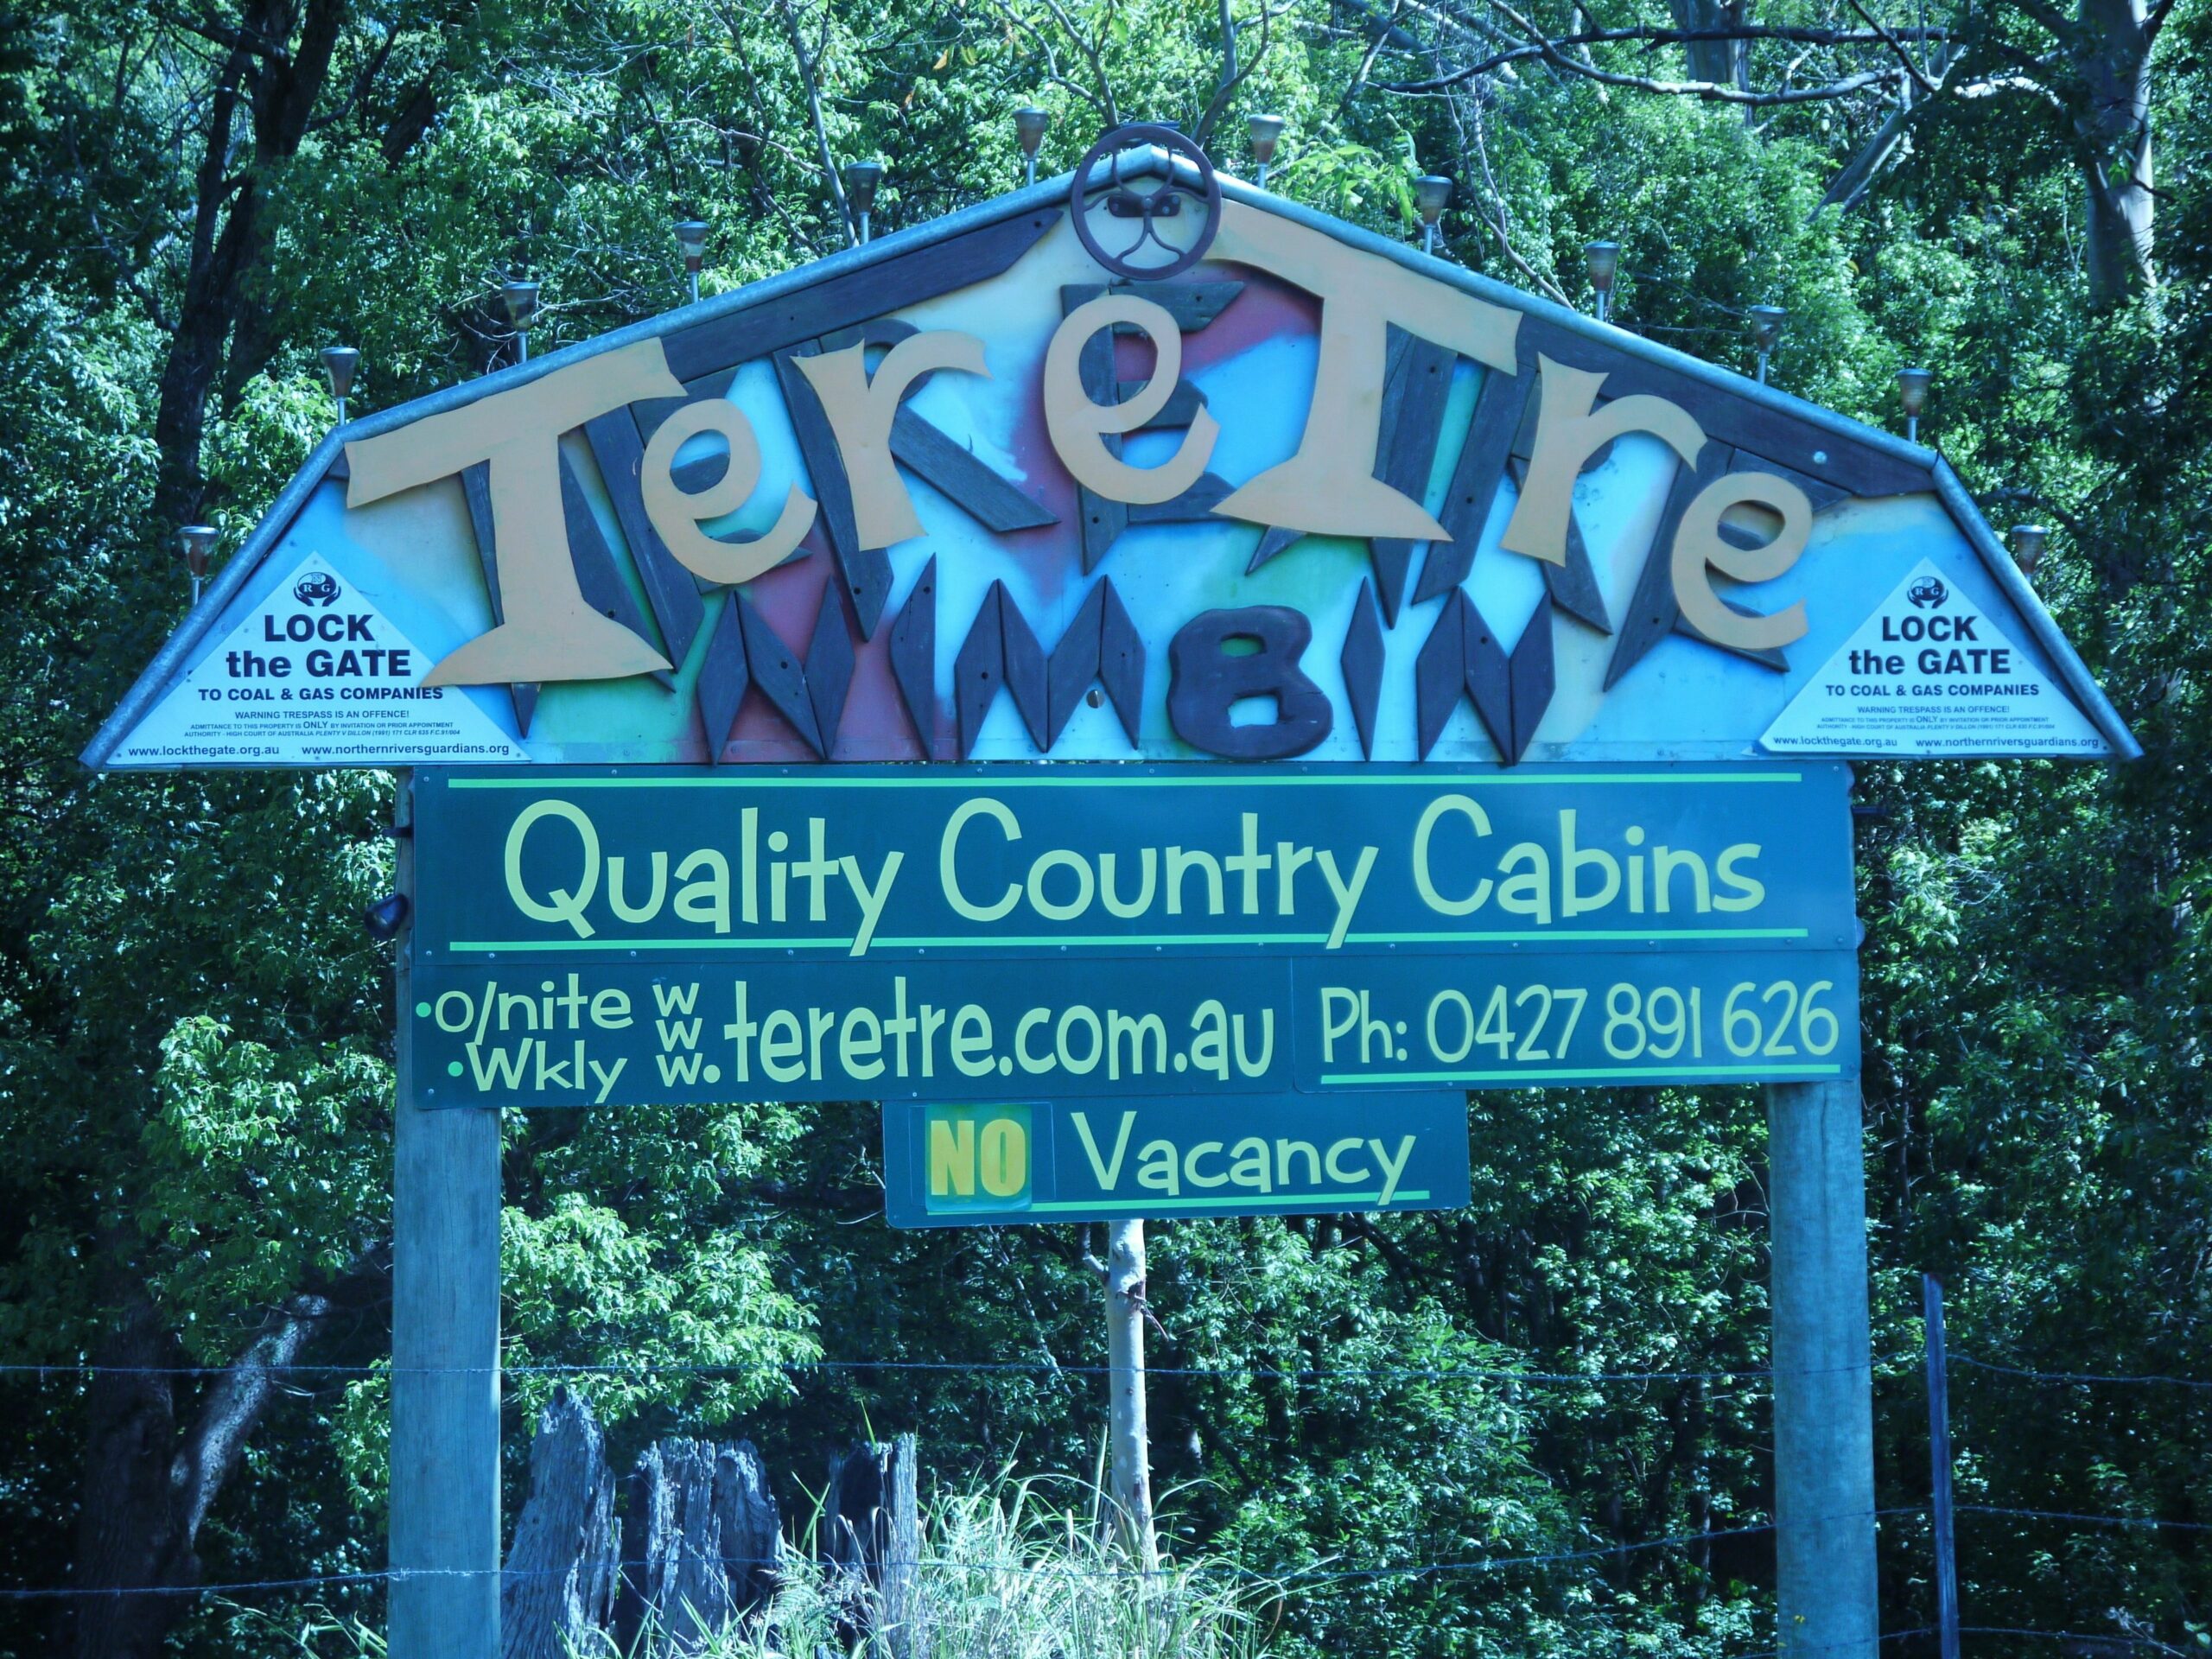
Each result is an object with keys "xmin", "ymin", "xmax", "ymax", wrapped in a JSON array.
[
  {"xmin": 1103, "ymin": 1219, "xmax": 1159, "ymax": 1570},
  {"xmin": 1765, "ymin": 1077, "xmax": 1878, "ymax": 1658},
  {"xmin": 1923, "ymin": 1274, "xmax": 1961, "ymax": 1659},
  {"xmin": 389, "ymin": 769, "xmax": 505, "ymax": 1656}
]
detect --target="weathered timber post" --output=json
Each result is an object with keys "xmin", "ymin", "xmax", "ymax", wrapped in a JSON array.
[
  {"xmin": 503, "ymin": 1389, "xmax": 620, "ymax": 1659},
  {"xmin": 1765, "ymin": 1077, "xmax": 1878, "ymax": 1657},
  {"xmin": 390, "ymin": 769, "xmax": 505, "ymax": 1656},
  {"xmin": 823, "ymin": 1436, "xmax": 921, "ymax": 1658},
  {"xmin": 1103, "ymin": 1219, "xmax": 1160, "ymax": 1570},
  {"xmin": 617, "ymin": 1437, "xmax": 781, "ymax": 1655}
]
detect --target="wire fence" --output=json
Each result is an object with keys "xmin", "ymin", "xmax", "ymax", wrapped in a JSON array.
[
  {"xmin": 3, "ymin": 1335, "xmax": 2206, "ymax": 1650},
  {"xmin": 0, "ymin": 1513, "xmax": 1908, "ymax": 1600},
  {"xmin": 8, "ymin": 1344, "xmax": 2201, "ymax": 1389},
  {"xmin": 0, "ymin": 1522, "xmax": 1778, "ymax": 1600},
  {"xmin": 1964, "ymin": 1637, "xmax": 2167, "ymax": 1654},
  {"xmin": 1954, "ymin": 1354, "xmax": 2212, "ymax": 1392},
  {"xmin": 0, "ymin": 1354, "xmax": 1897, "ymax": 1384},
  {"xmin": 1960, "ymin": 1504, "xmax": 2212, "ymax": 1535}
]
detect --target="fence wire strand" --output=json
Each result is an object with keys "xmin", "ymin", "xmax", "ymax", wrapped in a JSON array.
[
  {"xmin": 0, "ymin": 1517, "xmax": 1787, "ymax": 1600},
  {"xmin": 1954, "ymin": 1353, "xmax": 2212, "ymax": 1392},
  {"xmin": 7, "ymin": 1314, "xmax": 2208, "ymax": 1617},
  {"xmin": 0, "ymin": 1354, "xmax": 1899, "ymax": 1384},
  {"xmin": 1961, "ymin": 1629, "xmax": 2173, "ymax": 1650},
  {"xmin": 1959, "ymin": 1503, "xmax": 2212, "ymax": 1535}
]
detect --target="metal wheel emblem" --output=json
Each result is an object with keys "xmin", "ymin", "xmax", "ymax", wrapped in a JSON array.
[{"xmin": 1068, "ymin": 124, "xmax": 1222, "ymax": 281}]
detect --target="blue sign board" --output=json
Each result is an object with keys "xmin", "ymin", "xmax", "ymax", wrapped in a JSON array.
[
  {"xmin": 408, "ymin": 948, "xmax": 1855, "ymax": 1107},
  {"xmin": 881, "ymin": 1094, "xmax": 1472, "ymax": 1226},
  {"xmin": 412, "ymin": 762, "xmax": 1856, "ymax": 962},
  {"xmin": 406, "ymin": 761, "xmax": 1857, "ymax": 1108}
]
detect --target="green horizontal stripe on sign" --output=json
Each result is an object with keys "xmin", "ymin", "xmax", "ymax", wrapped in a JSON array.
[
  {"xmin": 447, "ymin": 937, "xmax": 857, "ymax": 953},
  {"xmin": 1021, "ymin": 1190, "xmax": 1432, "ymax": 1215},
  {"xmin": 1321, "ymin": 1064, "xmax": 1845, "ymax": 1084},
  {"xmin": 444, "ymin": 926, "xmax": 1809, "ymax": 953},
  {"xmin": 446, "ymin": 772, "xmax": 1799, "ymax": 790},
  {"xmin": 1344, "ymin": 928, "xmax": 1809, "ymax": 944}
]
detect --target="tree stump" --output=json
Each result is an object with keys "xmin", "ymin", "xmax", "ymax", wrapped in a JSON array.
[
  {"xmin": 823, "ymin": 1435, "xmax": 922, "ymax": 1659},
  {"xmin": 613, "ymin": 1438, "xmax": 779, "ymax": 1655},
  {"xmin": 502, "ymin": 1388, "xmax": 620, "ymax": 1659}
]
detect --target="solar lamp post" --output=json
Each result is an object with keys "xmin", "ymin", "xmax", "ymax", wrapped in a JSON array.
[
  {"xmin": 321, "ymin": 346, "xmax": 360, "ymax": 426},
  {"xmin": 843, "ymin": 161, "xmax": 885, "ymax": 245},
  {"xmin": 1748, "ymin": 305, "xmax": 1789, "ymax": 387},
  {"xmin": 1414, "ymin": 175, "xmax": 1452, "ymax": 256},
  {"xmin": 1897, "ymin": 366, "xmax": 1933, "ymax": 442},
  {"xmin": 178, "ymin": 524, "xmax": 218, "ymax": 606},
  {"xmin": 675, "ymin": 219, "xmax": 709, "ymax": 305},
  {"xmin": 500, "ymin": 279, "xmax": 541, "ymax": 364},
  {"xmin": 1586, "ymin": 241, "xmax": 1620, "ymax": 323},
  {"xmin": 1014, "ymin": 108, "xmax": 1050, "ymax": 188},
  {"xmin": 1248, "ymin": 114, "xmax": 1286, "ymax": 189}
]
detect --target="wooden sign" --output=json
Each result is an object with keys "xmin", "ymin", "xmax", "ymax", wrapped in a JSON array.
[
  {"xmin": 84, "ymin": 148, "xmax": 2134, "ymax": 772},
  {"xmin": 83, "ymin": 134, "xmax": 2135, "ymax": 1659}
]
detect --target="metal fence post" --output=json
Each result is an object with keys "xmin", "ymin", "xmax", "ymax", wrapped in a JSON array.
[{"xmin": 1924, "ymin": 1274, "xmax": 1962, "ymax": 1659}]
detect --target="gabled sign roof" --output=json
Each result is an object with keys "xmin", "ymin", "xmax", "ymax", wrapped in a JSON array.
[{"xmin": 85, "ymin": 151, "xmax": 2137, "ymax": 769}]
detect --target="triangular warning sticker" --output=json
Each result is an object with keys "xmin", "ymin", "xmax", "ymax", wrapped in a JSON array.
[
  {"xmin": 110, "ymin": 553, "xmax": 528, "ymax": 766},
  {"xmin": 1760, "ymin": 560, "xmax": 2104, "ymax": 756}
]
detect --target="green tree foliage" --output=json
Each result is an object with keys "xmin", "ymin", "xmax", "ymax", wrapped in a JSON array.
[{"xmin": 0, "ymin": 0, "xmax": 2207, "ymax": 1653}]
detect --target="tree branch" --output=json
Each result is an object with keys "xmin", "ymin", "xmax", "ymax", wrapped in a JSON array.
[
  {"xmin": 768, "ymin": 0, "xmax": 853, "ymax": 245},
  {"xmin": 1379, "ymin": 19, "xmax": 1942, "ymax": 96},
  {"xmin": 1034, "ymin": 0, "xmax": 1123, "ymax": 127},
  {"xmin": 1193, "ymin": 0, "xmax": 1282, "ymax": 148},
  {"xmin": 1340, "ymin": 0, "xmax": 1409, "ymax": 116},
  {"xmin": 173, "ymin": 1294, "xmax": 334, "ymax": 1544},
  {"xmin": 1843, "ymin": 0, "xmax": 1942, "ymax": 99},
  {"xmin": 1814, "ymin": 103, "xmax": 1911, "ymax": 214},
  {"xmin": 2006, "ymin": 0, "xmax": 2072, "ymax": 38},
  {"xmin": 149, "ymin": 3, "xmax": 292, "ymax": 62},
  {"xmin": 1458, "ymin": 85, "xmax": 1571, "ymax": 301},
  {"xmin": 1976, "ymin": 484, "xmax": 2088, "ymax": 542},
  {"xmin": 988, "ymin": 0, "xmax": 1113, "ymax": 121}
]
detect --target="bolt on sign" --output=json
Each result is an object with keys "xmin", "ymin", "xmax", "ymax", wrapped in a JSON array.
[{"xmin": 86, "ymin": 137, "xmax": 2136, "ymax": 1223}]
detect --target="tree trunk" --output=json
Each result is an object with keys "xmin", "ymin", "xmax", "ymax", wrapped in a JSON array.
[
  {"xmin": 823, "ymin": 1435, "xmax": 922, "ymax": 1659},
  {"xmin": 60, "ymin": 1287, "xmax": 334, "ymax": 1659},
  {"xmin": 2076, "ymin": 0, "xmax": 2155, "ymax": 308},
  {"xmin": 60, "ymin": 1294, "xmax": 183, "ymax": 1659},
  {"xmin": 502, "ymin": 1389, "xmax": 620, "ymax": 1659},
  {"xmin": 1666, "ymin": 0, "xmax": 1742, "ymax": 89},
  {"xmin": 614, "ymin": 1438, "xmax": 779, "ymax": 1656},
  {"xmin": 151, "ymin": 0, "xmax": 348, "ymax": 527},
  {"xmin": 1103, "ymin": 1219, "xmax": 1160, "ymax": 1570}
]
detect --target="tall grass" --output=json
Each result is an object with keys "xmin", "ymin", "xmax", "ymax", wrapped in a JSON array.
[
  {"xmin": 707, "ymin": 1475, "xmax": 1277, "ymax": 1659},
  {"xmin": 244, "ymin": 1473, "xmax": 1282, "ymax": 1659}
]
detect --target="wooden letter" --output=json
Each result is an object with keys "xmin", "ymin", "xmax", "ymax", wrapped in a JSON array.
[
  {"xmin": 1207, "ymin": 200, "xmax": 1520, "ymax": 540},
  {"xmin": 795, "ymin": 331, "xmax": 990, "ymax": 549},
  {"xmin": 345, "ymin": 340, "xmax": 683, "ymax": 685},
  {"xmin": 1502, "ymin": 356, "xmax": 1706, "ymax": 567},
  {"xmin": 1166, "ymin": 607, "xmax": 1331, "ymax": 760},
  {"xmin": 1044, "ymin": 295, "xmax": 1219, "ymax": 505},
  {"xmin": 640, "ymin": 400, "xmax": 817, "ymax": 587},
  {"xmin": 1670, "ymin": 472, "xmax": 1813, "ymax": 652}
]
